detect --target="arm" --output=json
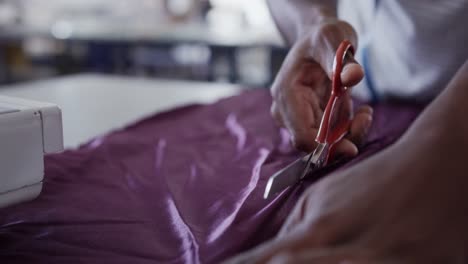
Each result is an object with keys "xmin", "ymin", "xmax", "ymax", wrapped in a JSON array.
[
  {"xmin": 228, "ymin": 60, "xmax": 468, "ymax": 263},
  {"xmin": 266, "ymin": 0, "xmax": 338, "ymax": 46}
]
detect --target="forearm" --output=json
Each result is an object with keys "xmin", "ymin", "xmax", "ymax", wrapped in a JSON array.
[
  {"xmin": 266, "ymin": 0, "xmax": 338, "ymax": 46},
  {"xmin": 390, "ymin": 60, "xmax": 468, "ymax": 195},
  {"xmin": 357, "ymin": 60, "xmax": 468, "ymax": 196},
  {"xmin": 408, "ymin": 60, "xmax": 468, "ymax": 147},
  {"xmin": 397, "ymin": 59, "xmax": 468, "ymax": 165}
]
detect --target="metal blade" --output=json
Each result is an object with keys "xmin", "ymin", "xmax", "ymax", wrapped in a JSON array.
[
  {"xmin": 300, "ymin": 143, "xmax": 327, "ymax": 180},
  {"xmin": 263, "ymin": 155, "xmax": 309, "ymax": 199}
]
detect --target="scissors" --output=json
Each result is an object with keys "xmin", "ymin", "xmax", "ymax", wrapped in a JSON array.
[{"xmin": 264, "ymin": 40, "xmax": 355, "ymax": 199}]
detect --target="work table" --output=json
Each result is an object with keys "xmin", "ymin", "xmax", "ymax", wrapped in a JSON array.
[{"xmin": 0, "ymin": 74, "xmax": 243, "ymax": 148}]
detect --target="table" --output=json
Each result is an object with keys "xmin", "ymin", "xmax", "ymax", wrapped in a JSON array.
[
  {"xmin": 0, "ymin": 21, "xmax": 282, "ymax": 47},
  {"xmin": 56, "ymin": 22, "xmax": 284, "ymax": 83},
  {"xmin": 0, "ymin": 23, "xmax": 286, "ymax": 85},
  {"xmin": 0, "ymin": 74, "xmax": 243, "ymax": 148}
]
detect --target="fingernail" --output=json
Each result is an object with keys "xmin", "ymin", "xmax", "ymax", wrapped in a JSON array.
[
  {"xmin": 340, "ymin": 65, "xmax": 351, "ymax": 78},
  {"xmin": 341, "ymin": 63, "xmax": 363, "ymax": 83}
]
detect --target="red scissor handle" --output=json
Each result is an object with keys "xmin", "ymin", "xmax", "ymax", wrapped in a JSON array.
[{"xmin": 315, "ymin": 40, "xmax": 355, "ymax": 148}]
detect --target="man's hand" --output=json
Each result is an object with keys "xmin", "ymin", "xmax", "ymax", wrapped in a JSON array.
[
  {"xmin": 226, "ymin": 60, "xmax": 468, "ymax": 264},
  {"xmin": 271, "ymin": 19, "xmax": 373, "ymax": 155},
  {"xmin": 226, "ymin": 130, "xmax": 468, "ymax": 263}
]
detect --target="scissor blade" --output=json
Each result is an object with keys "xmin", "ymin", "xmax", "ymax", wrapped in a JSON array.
[{"xmin": 264, "ymin": 156, "xmax": 308, "ymax": 199}]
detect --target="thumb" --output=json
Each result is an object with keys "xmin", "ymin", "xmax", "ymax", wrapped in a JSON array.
[
  {"xmin": 323, "ymin": 42, "xmax": 364, "ymax": 88},
  {"xmin": 341, "ymin": 58, "xmax": 364, "ymax": 87},
  {"xmin": 307, "ymin": 20, "xmax": 362, "ymax": 85}
]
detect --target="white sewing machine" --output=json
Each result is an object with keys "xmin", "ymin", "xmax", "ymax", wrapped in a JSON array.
[{"xmin": 0, "ymin": 95, "xmax": 63, "ymax": 208}]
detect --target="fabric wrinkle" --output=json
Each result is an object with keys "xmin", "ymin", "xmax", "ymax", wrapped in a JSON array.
[
  {"xmin": 166, "ymin": 198, "xmax": 201, "ymax": 264},
  {"xmin": 155, "ymin": 138, "xmax": 167, "ymax": 171},
  {"xmin": 225, "ymin": 114, "xmax": 247, "ymax": 152},
  {"xmin": 207, "ymin": 148, "xmax": 270, "ymax": 244}
]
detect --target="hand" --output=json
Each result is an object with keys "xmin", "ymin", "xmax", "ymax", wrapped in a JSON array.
[
  {"xmin": 271, "ymin": 19, "xmax": 373, "ymax": 156},
  {"xmin": 226, "ymin": 99, "xmax": 468, "ymax": 263},
  {"xmin": 226, "ymin": 141, "xmax": 468, "ymax": 263},
  {"xmin": 225, "ymin": 54, "xmax": 468, "ymax": 264}
]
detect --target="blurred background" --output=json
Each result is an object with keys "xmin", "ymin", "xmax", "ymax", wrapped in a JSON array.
[{"xmin": 0, "ymin": 0, "xmax": 287, "ymax": 88}]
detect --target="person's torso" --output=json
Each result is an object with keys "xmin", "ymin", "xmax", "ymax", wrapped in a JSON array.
[{"xmin": 338, "ymin": 0, "xmax": 468, "ymax": 102}]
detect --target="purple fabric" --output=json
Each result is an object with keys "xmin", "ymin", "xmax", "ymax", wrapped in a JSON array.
[{"xmin": 0, "ymin": 90, "xmax": 423, "ymax": 263}]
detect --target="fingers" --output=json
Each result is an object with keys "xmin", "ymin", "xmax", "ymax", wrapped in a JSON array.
[
  {"xmin": 285, "ymin": 93, "xmax": 320, "ymax": 152},
  {"xmin": 271, "ymin": 97, "xmax": 320, "ymax": 153},
  {"xmin": 241, "ymin": 236, "xmax": 372, "ymax": 264},
  {"xmin": 271, "ymin": 98, "xmax": 318, "ymax": 152},
  {"xmin": 269, "ymin": 46, "xmax": 319, "ymax": 152},
  {"xmin": 348, "ymin": 105, "xmax": 373, "ymax": 145},
  {"xmin": 222, "ymin": 235, "xmax": 300, "ymax": 264},
  {"xmin": 266, "ymin": 249, "xmax": 347, "ymax": 264},
  {"xmin": 271, "ymin": 102, "xmax": 284, "ymax": 127},
  {"xmin": 330, "ymin": 105, "xmax": 373, "ymax": 159},
  {"xmin": 273, "ymin": 102, "xmax": 373, "ymax": 156},
  {"xmin": 266, "ymin": 249, "xmax": 375, "ymax": 264},
  {"xmin": 228, "ymin": 212, "xmax": 342, "ymax": 264},
  {"xmin": 270, "ymin": 45, "xmax": 325, "ymax": 152},
  {"xmin": 333, "ymin": 139, "xmax": 359, "ymax": 158}
]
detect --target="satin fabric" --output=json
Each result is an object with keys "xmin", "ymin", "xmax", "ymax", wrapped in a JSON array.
[{"xmin": 0, "ymin": 90, "xmax": 423, "ymax": 263}]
